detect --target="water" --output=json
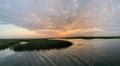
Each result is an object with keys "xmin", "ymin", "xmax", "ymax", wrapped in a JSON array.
[{"xmin": 0, "ymin": 39, "xmax": 120, "ymax": 66}]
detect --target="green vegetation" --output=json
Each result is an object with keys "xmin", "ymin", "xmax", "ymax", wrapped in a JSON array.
[
  {"xmin": 1, "ymin": 36, "xmax": 119, "ymax": 51},
  {"xmin": 0, "ymin": 39, "xmax": 72, "ymax": 51},
  {"xmin": 0, "ymin": 39, "xmax": 20, "ymax": 50}
]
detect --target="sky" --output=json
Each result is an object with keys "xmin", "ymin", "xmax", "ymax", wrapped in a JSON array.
[{"xmin": 0, "ymin": 0, "xmax": 120, "ymax": 38}]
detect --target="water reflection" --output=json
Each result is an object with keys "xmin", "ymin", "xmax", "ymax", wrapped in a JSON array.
[{"xmin": 0, "ymin": 39, "xmax": 120, "ymax": 66}]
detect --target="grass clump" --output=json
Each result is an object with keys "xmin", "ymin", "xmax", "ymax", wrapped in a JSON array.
[
  {"xmin": 12, "ymin": 39, "xmax": 72, "ymax": 51},
  {"xmin": 0, "ymin": 39, "xmax": 72, "ymax": 51},
  {"xmin": 0, "ymin": 39, "xmax": 19, "ymax": 50}
]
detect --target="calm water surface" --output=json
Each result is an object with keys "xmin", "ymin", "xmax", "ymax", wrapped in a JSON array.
[{"xmin": 0, "ymin": 39, "xmax": 120, "ymax": 66}]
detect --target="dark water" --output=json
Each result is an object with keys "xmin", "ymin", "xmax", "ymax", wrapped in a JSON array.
[{"xmin": 0, "ymin": 39, "xmax": 120, "ymax": 66}]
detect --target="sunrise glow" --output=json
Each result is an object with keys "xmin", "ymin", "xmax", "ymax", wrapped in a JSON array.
[{"xmin": 0, "ymin": 0, "xmax": 120, "ymax": 38}]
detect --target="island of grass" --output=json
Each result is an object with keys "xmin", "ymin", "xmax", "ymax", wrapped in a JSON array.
[{"xmin": 0, "ymin": 39, "xmax": 72, "ymax": 51}]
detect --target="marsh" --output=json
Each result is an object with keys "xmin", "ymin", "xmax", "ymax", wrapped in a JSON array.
[
  {"xmin": 1, "ymin": 0, "xmax": 120, "ymax": 66},
  {"xmin": 0, "ymin": 39, "xmax": 120, "ymax": 66}
]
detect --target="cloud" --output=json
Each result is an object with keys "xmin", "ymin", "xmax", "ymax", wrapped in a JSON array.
[{"xmin": 0, "ymin": 0, "xmax": 120, "ymax": 36}]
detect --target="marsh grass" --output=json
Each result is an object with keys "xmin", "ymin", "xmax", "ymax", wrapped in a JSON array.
[
  {"xmin": 0, "ymin": 39, "xmax": 20, "ymax": 50},
  {"xmin": 0, "ymin": 39, "xmax": 72, "ymax": 51}
]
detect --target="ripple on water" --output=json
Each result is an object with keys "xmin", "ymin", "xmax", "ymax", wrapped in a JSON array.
[{"xmin": 1, "ymin": 39, "xmax": 120, "ymax": 66}]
